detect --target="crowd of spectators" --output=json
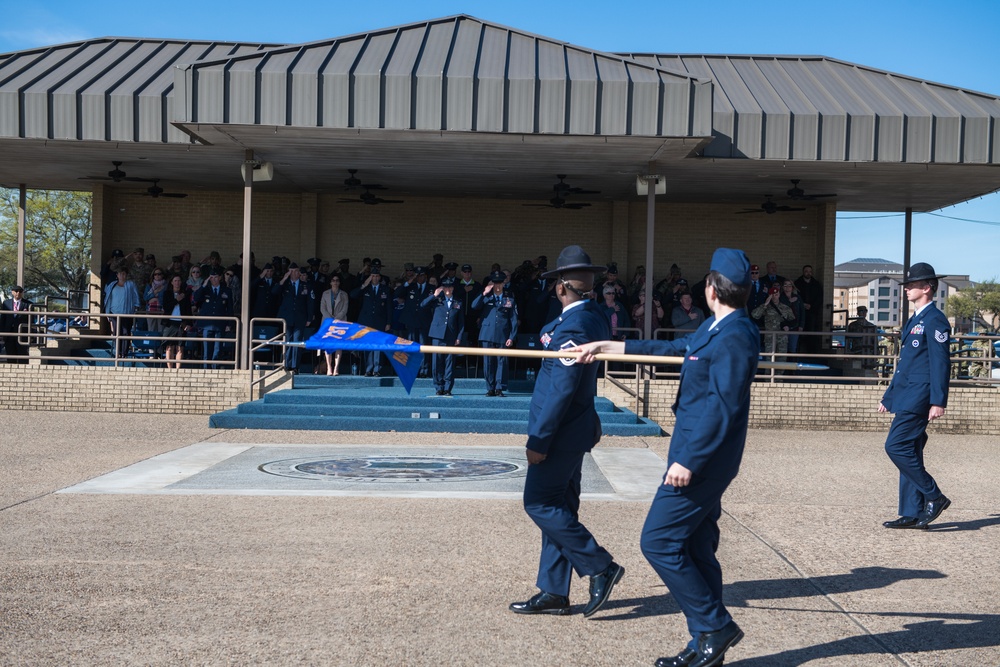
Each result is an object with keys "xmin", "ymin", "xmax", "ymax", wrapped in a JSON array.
[{"xmin": 96, "ymin": 248, "xmax": 823, "ymax": 375}]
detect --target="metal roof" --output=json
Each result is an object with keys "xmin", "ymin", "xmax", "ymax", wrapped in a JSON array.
[
  {"xmin": 0, "ymin": 38, "xmax": 278, "ymax": 143},
  {"xmin": 173, "ymin": 15, "xmax": 713, "ymax": 138},
  {"xmin": 624, "ymin": 54, "xmax": 1000, "ymax": 164},
  {"xmin": 835, "ymin": 258, "xmax": 904, "ymax": 273}
]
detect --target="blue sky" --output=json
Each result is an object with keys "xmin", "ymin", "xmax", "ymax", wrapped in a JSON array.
[{"xmin": 2, "ymin": 0, "xmax": 998, "ymax": 281}]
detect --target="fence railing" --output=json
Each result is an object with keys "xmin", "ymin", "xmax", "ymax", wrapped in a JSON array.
[{"xmin": 3, "ymin": 310, "xmax": 997, "ymax": 411}]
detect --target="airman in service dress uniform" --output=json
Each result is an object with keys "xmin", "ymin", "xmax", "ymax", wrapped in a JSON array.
[
  {"xmin": 879, "ymin": 262, "xmax": 952, "ymax": 530},
  {"xmin": 509, "ymin": 245, "xmax": 624, "ymax": 620},
  {"xmin": 472, "ymin": 270, "xmax": 519, "ymax": 396},
  {"xmin": 350, "ymin": 267, "xmax": 394, "ymax": 376},
  {"xmin": 575, "ymin": 248, "xmax": 759, "ymax": 667},
  {"xmin": 421, "ymin": 277, "xmax": 465, "ymax": 395}
]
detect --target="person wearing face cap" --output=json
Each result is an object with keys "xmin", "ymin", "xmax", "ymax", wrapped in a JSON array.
[
  {"xmin": 574, "ymin": 248, "xmax": 759, "ymax": 667},
  {"xmin": 472, "ymin": 270, "xmax": 519, "ymax": 396},
  {"xmin": 508, "ymin": 245, "xmax": 624, "ymax": 621},
  {"xmin": 878, "ymin": 262, "xmax": 952, "ymax": 530},
  {"xmin": 2, "ymin": 286, "xmax": 34, "ymax": 361},
  {"xmin": 750, "ymin": 284, "xmax": 796, "ymax": 356}
]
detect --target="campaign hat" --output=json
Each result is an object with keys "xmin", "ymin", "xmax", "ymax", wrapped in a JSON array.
[
  {"xmin": 901, "ymin": 262, "xmax": 947, "ymax": 284},
  {"xmin": 541, "ymin": 245, "xmax": 606, "ymax": 279}
]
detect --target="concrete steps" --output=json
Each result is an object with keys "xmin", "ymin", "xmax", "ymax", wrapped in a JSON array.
[{"xmin": 210, "ymin": 376, "xmax": 663, "ymax": 436}]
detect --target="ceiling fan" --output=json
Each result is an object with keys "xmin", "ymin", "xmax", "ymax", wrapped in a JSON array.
[
  {"xmin": 786, "ymin": 179, "xmax": 836, "ymax": 201},
  {"xmin": 552, "ymin": 174, "xmax": 600, "ymax": 195},
  {"xmin": 524, "ymin": 196, "xmax": 592, "ymax": 210},
  {"xmin": 736, "ymin": 195, "xmax": 805, "ymax": 215},
  {"xmin": 124, "ymin": 179, "xmax": 188, "ymax": 199},
  {"xmin": 338, "ymin": 187, "xmax": 403, "ymax": 205},
  {"xmin": 79, "ymin": 161, "xmax": 154, "ymax": 183},
  {"xmin": 343, "ymin": 168, "xmax": 386, "ymax": 190}
]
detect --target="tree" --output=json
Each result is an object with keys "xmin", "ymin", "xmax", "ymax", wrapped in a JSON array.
[
  {"xmin": 947, "ymin": 280, "xmax": 1000, "ymax": 334},
  {"xmin": 0, "ymin": 188, "xmax": 92, "ymax": 299}
]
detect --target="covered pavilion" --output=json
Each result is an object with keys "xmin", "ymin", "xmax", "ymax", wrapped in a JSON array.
[{"xmin": 2, "ymin": 14, "xmax": 999, "ymax": 365}]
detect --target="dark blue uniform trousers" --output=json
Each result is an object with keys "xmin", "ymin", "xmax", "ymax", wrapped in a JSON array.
[
  {"xmin": 641, "ymin": 477, "xmax": 732, "ymax": 638},
  {"xmin": 481, "ymin": 341, "xmax": 508, "ymax": 391},
  {"xmin": 524, "ymin": 447, "xmax": 612, "ymax": 596},
  {"xmin": 884, "ymin": 411, "xmax": 942, "ymax": 517},
  {"xmin": 431, "ymin": 339, "xmax": 455, "ymax": 391}
]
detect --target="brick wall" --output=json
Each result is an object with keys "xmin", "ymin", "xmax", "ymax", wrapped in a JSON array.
[
  {"xmin": 599, "ymin": 379, "xmax": 1000, "ymax": 435},
  {"xmin": 0, "ymin": 366, "xmax": 251, "ymax": 415}
]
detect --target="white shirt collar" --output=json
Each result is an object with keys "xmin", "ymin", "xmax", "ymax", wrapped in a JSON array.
[{"xmin": 561, "ymin": 300, "xmax": 586, "ymax": 315}]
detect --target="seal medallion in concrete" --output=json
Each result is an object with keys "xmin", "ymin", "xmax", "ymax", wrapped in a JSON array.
[{"xmin": 259, "ymin": 455, "xmax": 526, "ymax": 483}]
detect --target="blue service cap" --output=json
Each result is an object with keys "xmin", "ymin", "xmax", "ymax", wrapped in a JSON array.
[{"xmin": 710, "ymin": 248, "xmax": 750, "ymax": 287}]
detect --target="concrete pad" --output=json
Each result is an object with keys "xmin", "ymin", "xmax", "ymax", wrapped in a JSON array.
[{"xmin": 1, "ymin": 411, "xmax": 998, "ymax": 665}]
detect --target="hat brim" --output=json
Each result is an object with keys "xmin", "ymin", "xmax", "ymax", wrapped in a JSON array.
[
  {"xmin": 901, "ymin": 273, "xmax": 948, "ymax": 284},
  {"xmin": 541, "ymin": 263, "xmax": 607, "ymax": 279}
]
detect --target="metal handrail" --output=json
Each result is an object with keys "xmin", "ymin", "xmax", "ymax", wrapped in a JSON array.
[{"xmin": 247, "ymin": 317, "xmax": 289, "ymax": 395}]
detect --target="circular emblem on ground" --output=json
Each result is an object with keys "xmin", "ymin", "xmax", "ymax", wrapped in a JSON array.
[{"xmin": 259, "ymin": 455, "xmax": 526, "ymax": 483}]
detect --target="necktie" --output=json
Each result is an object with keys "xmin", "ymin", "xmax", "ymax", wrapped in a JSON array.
[{"xmin": 214, "ymin": 288, "xmax": 218, "ymax": 297}]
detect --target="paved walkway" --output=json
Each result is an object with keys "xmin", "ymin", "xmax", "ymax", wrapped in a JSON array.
[{"xmin": 1, "ymin": 411, "xmax": 997, "ymax": 666}]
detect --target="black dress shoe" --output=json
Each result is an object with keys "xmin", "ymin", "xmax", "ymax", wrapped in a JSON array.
[
  {"xmin": 443, "ymin": 390, "xmax": 452, "ymax": 396},
  {"xmin": 495, "ymin": 390, "xmax": 505, "ymax": 397},
  {"xmin": 883, "ymin": 516, "xmax": 924, "ymax": 529},
  {"xmin": 486, "ymin": 390, "xmax": 496, "ymax": 396},
  {"xmin": 689, "ymin": 620, "xmax": 742, "ymax": 667},
  {"xmin": 582, "ymin": 561, "xmax": 624, "ymax": 618},
  {"xmin": 436, "ymin": 390, "xmax": 444, "ymax": 396},
  {"xmin": 364, "ymin": 371, "xmax": 374, "ymax": 377},
  {"xmin": 509, "ymin": 591, "xmax": 571, "ymax": 615},
  {"xmin": 915, "ymin": 495, "xmax": 951, "ymax": 528},
  {"xmin": 655, "ymin": 648, "xmax": 698, "ymax": 667}
]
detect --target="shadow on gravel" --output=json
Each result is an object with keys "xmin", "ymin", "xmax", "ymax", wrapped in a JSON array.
[
  {"xmin": 925, "ymin": 513, "xmax": 1000, "ymax": 532},
  {"xmin": 594, "ymin": 566, "xmax": 945, "ymax": 621},
  {"xmin": 728, "ymin": 611, "xmax": 1000, "ymax": 666}
]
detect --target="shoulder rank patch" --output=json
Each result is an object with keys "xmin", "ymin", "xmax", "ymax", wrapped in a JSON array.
[
  {"xmin": 559, "ymin": 340, "xmax": 577, "ymax": 366},
  {"xmin": 934, "ymin": 330, "xmax": 948, "ymax": 343}
]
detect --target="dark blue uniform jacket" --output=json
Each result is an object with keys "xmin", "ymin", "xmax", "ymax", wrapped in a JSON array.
[{"xmin": 881, "ymin": 303, "xmax": 951, "ymax": 414}]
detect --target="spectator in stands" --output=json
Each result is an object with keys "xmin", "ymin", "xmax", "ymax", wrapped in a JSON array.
[
  {"xmin": 428, "ymin": 253, "xmax": 445, "ymax": 280},
  {"xmin": 186, "ymin": 265, "xmax": 203, "ymax": 291},
  {"xmin": 1, "ymin": 286, "xmax": 33, "ymax": 362},
  {"xmin": 441, "ymin": 261, "xmax": 459, "ymax": 284},
  {"xmin": 104, "ymin": 268, "xmax": 141, "ymax": 359},
  {"xmin": 224, "ymin": 268, "xmax": 242, "ymax": 317},
  {"xmin": 747, "ymin": 264, "xmax": 768, "ymax": 328},
  {"xmin": 200, "ymin": 251, "xmax": 223, "ymax": 278},
  {"xmin": 473, "ymin": 270, "xmax": 519, "ymax": 396},
  {"xmin": 671, "ymin": 291, "xmax": 705, "ymax": 334},
  {"xmin": 351, "ymin": 266, "xmax": 393, "ymax": 375},
  {"xmin": 100, "ymin": 249, "xmax": 125, "ymax": 313},
  {"xmin": 599, "ymin": 284, "xmax": 631, "ymax": 340},
  {"xmin": 752, "ymin": 285, "xmax": 796, "ymax": 355},
  {"xmin": 654, "ymin": 263, "xmax": 683, "ymax": 300},
  {"xmin": 165, "ymin": 256, "xmax": 184, "ymax": 280},
  {"xmin": 319, "ymin": 274, "xmax": 350, "ymax": 375},
  {"xmin": 847, "ymin": 306, "xmax": 878, "ymax": 362},
  {"xmin": 144, "ymin": 253, "xmax": 158, "ymax": 272},
  {"xmin": 690, "ymin": 273, "xmax": 709, "ymax": 315},
  {"xmin": 631, "ymin": 288, "xmax": 663, "ymax": 337},
  {"xmin": 161, "ymin": 274, "xmax": 193, "ymax": 369},
  {"xmin": 395, "ymin": 266, "xmax": 432, "ymax": 377},
  {"xmin": 779, "ymin": 279, "xmax": 805, "ymax": 353},
  {"xmin": 761, "ymin": 261, "xmax": 785, "ymax": 291},
  {"xmin": 794, "ymin": 264, "xmax": 824, "ymax": 354},
  {"xmin": 252, "ymin": 263, "xmax": 279, "ymax": 320},
  {"xmin": 194, "ymin": 267, "xmax": 234, "ymax": 369},
  {"xmin": 178, "ymin": 250, "xmax": 193, "ymax": 278},
  {"xmin": 422, "ymin": 277, "xmax": 465, "ymax": 396},
  {"xmin": 274, "ymin": 262, "xmax": 315, "ymax": 374},
  {"xmin": 143, "ymin": 268, "xmax": 168, "ymax": 332},
  {"xmin": 597, "ymin": 263, "xmax": 627, "ymax": 307},
  {"xmin": 128, "ymin": 247, "xmax": 152, "ymax": 300},
  {"xmin": 457, "ymin": 263, "xmax": 481, "ymax": 345}
]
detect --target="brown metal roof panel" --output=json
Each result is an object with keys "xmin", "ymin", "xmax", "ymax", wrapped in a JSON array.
[
  {"xmin": 595, "ymin": 56, "xmax": 628, "ymax": 136},
  {"xmin": 475, "ymin": 25, "xmax": 508, "ymax": 133},
  {"xmin": 192, "ymin": 64, "xmax": 227, "ymax": 124},
  {"xmin": 320, "ymin": 38, "xmax": 364, "ymax": 128},
  {"xmin": 384, "ymin": 27, "xmax": 427, "ymax": 130},
  {"xmin": 730, "ymin": 59, "xmax": 795, "ymax": 158},
  {"xmin": 413, "ymin": 22, "xmax": 453, "ymax": 131},
  {"xmin": 627, "ymin": 62, "xmax": 659, "ymax": 136},
  {"xmin": 507, "ymin": 32, "xmax": 536, "ymax": 133},
  {"xmin": 536, "ymin": 40, "xmax": 567, "ymax": 134},
  {"xmin": 227, "ymin": 56, "xmax": 259, "ymax": 125},
  {"xmin": 443, "ymin": 19, "xmax": 481, "ymax": 131},
  {"xmin": 565, "ymin": 49, "xmax": 597, "ymax": 134},
  {"xmin": 259, "ymin": 51, "xmax": 299, "ymax": 126},
  {"xmin": 288, "ymin": 46, "xmax": 331, "ymax": 127},
  {"xmin": 353, "ymin": 32, "xmax": 397, "ymax": 129}
]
